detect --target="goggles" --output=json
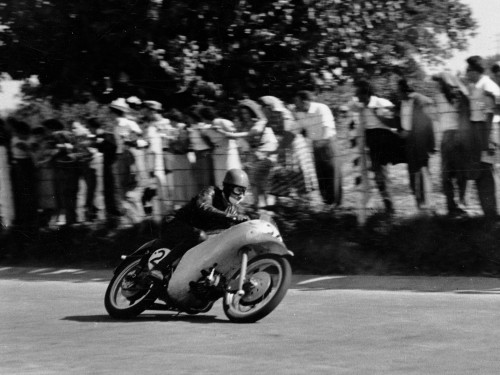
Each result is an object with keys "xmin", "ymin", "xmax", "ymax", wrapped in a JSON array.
[{"xmin": 230, "ymin": 185, "xmax": 247, "ymax": 195}]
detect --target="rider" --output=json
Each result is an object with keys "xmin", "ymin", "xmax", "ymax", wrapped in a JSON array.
[{"xmin": 147, "ymin": 168, "xmax": 251, "ymax": 283}]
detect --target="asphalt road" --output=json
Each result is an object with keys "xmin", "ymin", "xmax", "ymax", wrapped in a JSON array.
[{"xmin": 1, "ymin": 267, "xmax": 500, "ymax": 374}]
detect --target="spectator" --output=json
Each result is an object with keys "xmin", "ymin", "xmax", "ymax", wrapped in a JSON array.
[
  {"xmin": 40, "ymin": 119, "xmax": 66, "ymax": 223},
  {"xmin": 87, "ymin": 117, "xmax": 121, "ymax": 219},
  {"xmin": 464, "ymin": 56, "xmax": 500, "ymax": 218},
  {"xmin": 109, "ymin": 98, "xmax": 142, "ymax": 215},
  {"xmin": 259, "ymin": 96, "xmax": 320, "ymax": 202},
  {"xmin": 10, "ymin": 120, "xmax": 37, "ymax": 229},
  {"xmin": 219, "ymin": 99, "xmax": 277, "ymax": 210},
  {"xmin": 352, "ymin": 80, "xmax": 406, "ymax": 215},
  {"xmin": 31, "ymin": 126, "xmax": 58, "ymax": 227},
  {"xmin": 397, "ymin": 79, "xmax": 436, "ymax": 212},
  {"xmin": 432, "ymin": 72, "xmax": 470, "ymax": 217},
  {"xmin": 167, "ymin": 109, "xmax": 197, "ymax": 204},
  {"xmin": 0, "ymin": 118, "xmax": 14, "ymax": 228},
  {"xmin": 186, "ymin": 107, "xmax": 215, "ymax": 191},
  {"xmin": 51, "ymin": 123, "xmax": 82, "ymax": 225},
  {"xmin": 293, "ymin": 91, "xmax": 343, "ymax": 207},
  {"xmin": 71, "ymin": 122, "xmax": 98, "ymax": 222},
  {"xmin": 198, "ymin": 106, "xmax": 242, "ymax": 187},
  {"xmin": 142, "ymin": 100, "xmax": 175, "ymax": 216}
]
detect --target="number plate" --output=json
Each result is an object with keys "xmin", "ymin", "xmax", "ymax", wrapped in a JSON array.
[{"xmin": 147, "ymin": 248, "xmax": 170, "ymax": 270}]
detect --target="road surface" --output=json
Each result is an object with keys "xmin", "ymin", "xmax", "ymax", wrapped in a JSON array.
[{"xmin": 1, "ymin": 267, "xmax": 499, "ymax": 374}]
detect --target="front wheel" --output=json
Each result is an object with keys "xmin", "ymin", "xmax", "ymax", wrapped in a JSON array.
[
  {"xmin": 104, "ymin": 258, "xmax": 157, "ymax": 319},
  {"xmin": 223, "ymin": 254, "xmax": 292, "ymax": 323}
]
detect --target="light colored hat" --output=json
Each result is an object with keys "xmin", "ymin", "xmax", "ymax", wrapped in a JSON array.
[
  {"xmin": 126, "ymin": 96, "xmax": 142, "ymax": 106},
  {"xmin": 259, "ymin": 96, "xmax": 286, "ymax": 112},
  {"xmin": 143, "ymin": 100, "xmax": 163, "ymax": 111},
  {"xmin": 109, "ymin": 98, "xmax": 130, "ymax": 113}
]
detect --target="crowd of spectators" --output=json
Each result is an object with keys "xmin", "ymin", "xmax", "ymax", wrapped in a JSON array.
[
  {"xmin": 0, "ymin": 92, "xmax": 336, "ymax": 231},
  {"xmin": 1, "ymin": 54, "xmax": 500, "ymax": 232}
]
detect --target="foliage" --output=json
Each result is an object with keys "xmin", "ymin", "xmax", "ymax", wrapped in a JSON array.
[
  {"xmin": 2, "ymin": 210, "xmax": 500, "ymax": 276},
  {"xmin": 0, "ymin": 0, "xmax": 476, "ymax": 104}
]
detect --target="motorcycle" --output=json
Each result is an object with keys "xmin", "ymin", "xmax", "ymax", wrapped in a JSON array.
[{"xmin": 104, "ymin": 215, "xmax": 293, "ymax": 323}]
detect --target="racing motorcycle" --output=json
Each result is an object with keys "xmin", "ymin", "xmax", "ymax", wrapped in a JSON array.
[{"xmin": 104, "ymin": 215, "xmax": 293, "ymax": 323}]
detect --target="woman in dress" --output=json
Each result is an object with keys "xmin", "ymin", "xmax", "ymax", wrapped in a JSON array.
[
  {"xmin": 214, "ymin": 99, "xmax": 278, "ymax": 210},
  {"xmin": 259, "ymin": 96, "xmax": 319, "ymax": 203},
  {"xmin": 198, "ymin": 106, "xmax": 242, "ymax": 187}
]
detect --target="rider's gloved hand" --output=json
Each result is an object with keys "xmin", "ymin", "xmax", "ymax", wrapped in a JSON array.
[{"xmin": 232, "ymin": 214, "xmax": 250, "ymax": 224}]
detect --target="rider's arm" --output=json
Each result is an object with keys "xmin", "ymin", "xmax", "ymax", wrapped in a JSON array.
[{"xmin": 195, "ymin": 187, "xmax": 235, "ymax": 222}]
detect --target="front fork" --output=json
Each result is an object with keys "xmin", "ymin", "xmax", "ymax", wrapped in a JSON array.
[
  {"xmin": 229, "ymin": 247, "xmax": 250, "ymax": 309},
  {"xmin": 237, "ymin": 250, "xmax": 249, "ymax": 296}
]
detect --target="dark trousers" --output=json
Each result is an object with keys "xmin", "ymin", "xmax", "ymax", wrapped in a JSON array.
[
  {"xmin": 312, "ymin": 138, "xmax": 343, "ymax": 206},
  {"xmin": 475, "ymin": 163, "xmax": 497, "ymax": 218},
  {"xmin": 54, "ymin": 163, "xmax": 98, "ymax": 225},
  {"xmin": 468, "ymin": 121, "xmax": 497, "ymax": 217},
  {"xmin": 11, "ymin": 158, "xmax": 37, "ymax": 228},
  {"xmin": 54, "ymin": 164, "xmax": 79, "ymax": 225},
  {"xmin": 441, "ymin": 130, "xmax": 467, "ymax": 212},
  {"xmin": 103, "ymin": 162, "xmax": 120, "ymax": 216},
  {"xmin": 155, "ymin": 217, "xmax": 206, "ymax": 271},
  {"xmin": 83, "ymin": 165, "xmax": 97, "ymax": 213},
  {"xmin": 366, "ymin": 129, "xmax": 407, "ymax": 212}
]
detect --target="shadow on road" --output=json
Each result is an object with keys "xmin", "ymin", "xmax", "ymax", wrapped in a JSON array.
[{"xmin": 62, "ymin": 313, "xmax": 232, "ymax": 324}]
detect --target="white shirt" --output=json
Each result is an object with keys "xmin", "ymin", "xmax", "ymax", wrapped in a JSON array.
[
  {"xmin": 468, "ymin": 75, "xmax": 500, "ymax": 122},
  {"xmin": 435, "ymin": 94, "xmax": 460, "ymax": 132},
  {"xmin": 188, "ymin": 123, "xmax": 212, "ymax": 151},
  {"xmin": 400, "ymin": 99, "xmax": 413, "ymax": 131},
  {"xmin": 294, "ymin": 101, "xmax": 336, "ymax": 140},
  {"xmin": 358, "ymin": 96, "xmax": 394, "ymax": 131},
  {"xmin": 114, "ymin": 117, "xmax": 142, "ymax": 153}
]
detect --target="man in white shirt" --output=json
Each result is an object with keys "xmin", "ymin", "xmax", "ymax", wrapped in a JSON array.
[
  {"xmin": 465, "ymin": 56, "xmax": 500, "ymax": 218},
  {"xmin": 351, "ymin": 80, "xmax": 407, "ymax": 215},
  {"xmin": 293, "ymin": 90, "xmax": 342, "ymax": 206},
  {"xmin": 109, "ymin": 98, "xmax": 143, "ymax": 218}
]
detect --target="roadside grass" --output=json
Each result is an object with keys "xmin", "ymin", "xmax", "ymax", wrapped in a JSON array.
[{"xmin": 2, "ymin": 206, "xmax": 500, "ymax": 277}]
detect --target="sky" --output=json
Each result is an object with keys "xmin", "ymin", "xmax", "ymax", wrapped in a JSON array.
[{"xmin": 438, "ymin": 0, "xmax": 500, "ymax": 74}]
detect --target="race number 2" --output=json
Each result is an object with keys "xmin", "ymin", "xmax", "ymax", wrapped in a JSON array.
[{"xmin": 148, "ymin": 248, "xmax": 170, "ymax": 270}]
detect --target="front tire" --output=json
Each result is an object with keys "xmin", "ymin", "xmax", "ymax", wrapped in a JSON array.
[
  {"xmin": 104, "ymin": 258, "xmax": 157, "ymax": 319},
  {"xmin": 223, "ymin": 255, "xmax": 291, "ymax": 323}
]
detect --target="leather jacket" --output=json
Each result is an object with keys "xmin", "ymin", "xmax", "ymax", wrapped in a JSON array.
[{"xmin": 174, "ymin": 186, "xmax": 240, "ymax": 231}]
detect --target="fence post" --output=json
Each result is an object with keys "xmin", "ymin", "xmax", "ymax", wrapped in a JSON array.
[{"xmin": 351, "ymin": 111, "xmax": 369, "ymax": 225}]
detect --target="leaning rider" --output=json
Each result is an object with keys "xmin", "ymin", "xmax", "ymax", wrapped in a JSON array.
[{"xmin": 148, "ymin": 168, "xmax": 251, "ymax": 283}]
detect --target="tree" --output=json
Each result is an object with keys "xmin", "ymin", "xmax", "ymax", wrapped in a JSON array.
[{"xmin": 0, "ymin": 0, "xmax": 477, "ymax": 104}]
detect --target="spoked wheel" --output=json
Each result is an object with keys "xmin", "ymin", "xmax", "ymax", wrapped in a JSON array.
[
  {"xmin": 104, "ymin": 259, "xmax": 158, "ymax": 319},
  {"xmin": 223, "ymin": 254, "xmax": 292, "ymax": 323}
]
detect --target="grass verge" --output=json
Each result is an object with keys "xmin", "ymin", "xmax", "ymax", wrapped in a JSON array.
[{"xmin": 2, "ymin": 209, "xmax": 500, "ymax": 277}]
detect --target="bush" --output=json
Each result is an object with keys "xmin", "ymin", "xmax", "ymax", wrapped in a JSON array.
[{"xmin": 2, "ymin": 206, "xmax": 500, "ymax": 277}]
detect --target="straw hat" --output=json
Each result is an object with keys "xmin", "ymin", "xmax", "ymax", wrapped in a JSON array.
[
  {"xmin": 109, "ymin": 98, "xmax": 131, "ymax": 113},
  {"xmin": 143, "ymin": 100, "xmax": 163, "ymax": 111}
]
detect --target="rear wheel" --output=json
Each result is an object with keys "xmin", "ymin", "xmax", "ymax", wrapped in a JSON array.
[
  {"xmin": 223, "ymin": 255, "xmax": 291, "ymax": 323},
  {"xmin": 104, "ymin": 259, "xmax": 157, "ymax": 319}
]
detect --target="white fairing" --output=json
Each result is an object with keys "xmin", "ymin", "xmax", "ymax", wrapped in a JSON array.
[{"xmin": 167, "ymin": 219, "xmax": 290, "ymax": 310}]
